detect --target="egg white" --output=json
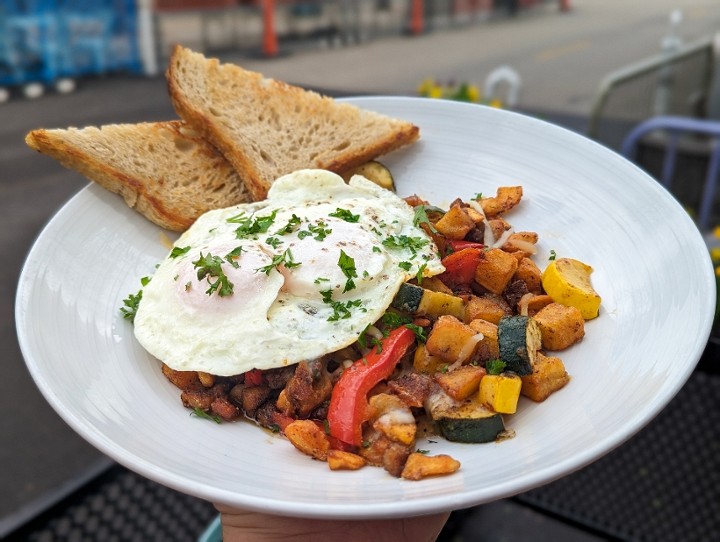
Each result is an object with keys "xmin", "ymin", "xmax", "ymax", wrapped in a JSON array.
[{"xmin": 134, "ymin": 169, "xmax": 444, "ymax": 376}]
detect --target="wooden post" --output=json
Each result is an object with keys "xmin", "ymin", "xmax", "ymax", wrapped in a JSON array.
[{"xmin": 262, "ymin": 0, "xmax": 278, "ymax": 57}]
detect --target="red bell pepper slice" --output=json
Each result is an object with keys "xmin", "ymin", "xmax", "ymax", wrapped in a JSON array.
[
  {"xmin": 447, "ymin": 240, "xmax": 484, "ymax": 252},
  {"xmin": 327, "ymin": 326, "xmax": 416, "ymax": 447},
  {"xmin": 439, "ymin": 247, "xmax": 484, "ymax": 287}
]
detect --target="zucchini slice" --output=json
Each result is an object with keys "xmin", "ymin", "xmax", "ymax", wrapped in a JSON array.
[
  {"xmin": 497, "ymin": 315, "xmax": 542, "ymax": 376},
  {"xmin": 392, "ymin": 283, "xmax": 465, "ymax": 320},
  {"xmin": 426, "ymin": 389, "xmax": 505, "ymax": 443},
  {"xmin": 342, "ymin": 161, "xmax": 395, "ymax": 191}
]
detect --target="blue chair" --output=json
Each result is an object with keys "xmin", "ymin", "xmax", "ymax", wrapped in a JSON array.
[{"xmin": 621, "ymin": 115, "xmax": 720, "ymax": 230}]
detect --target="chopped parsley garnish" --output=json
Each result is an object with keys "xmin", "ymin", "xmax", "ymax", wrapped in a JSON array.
[
  {"xmin": 190, "ymin": 407, "xmax": 221, "ymax": 424},
  {"xmin": 169, "ymin": 246, "xmax": 191, "ymax": 259},
  {"xmin": 224, "ymin": 246, "xmax": 245, "ymax": 268},
  {"xmin": 320, "ymin": 288, "xmax": 365, "ymax": 321},
  {"xmin": 413, "ymin": 205, "xmax": 439, "ymax": 234},
  {"xmin": 381, "ymin": 311, "xmax": 412, "ymax": 329},
  {"xmin": 229, "ymin": 210, "xmax": 277, "ymax": 239},
  {"xmin": 486, "ymin": 359, "xmax": 507, "ymax": 375},
  {"xmin": 265, "ymin": 236, "xmax": 283, "ymax": 249},
  {"xmin": 372, "ymin": 246, "xmax": 382, "ymax": 253},
  {"xmin": 338, "ymin": 249, "xmax": 358, "ymax": 292},
  {"xmin": 382, "ymin": 234, "xmax": 429, "ymax": 256},
  {"xmin": 193, "ymin": 252, "xmax": 234, "ymax": 297},
  {"xmin": 398, "ymin": 261, "xmax": 412, "ymax": 271},
  {"xmin": 329, "ymin": 207, "xmax": 360, "ymax": 223},
  {"xmin": 275, "ymin": 214, "xmax": 302, "ymax": 235},
  {"xmin": 473, "ymin": 192, "xmax": 483, "ymax": 200},
  {"xmin": 120, "ymin": 289, "xmax": 143, "ymax": 323},
  {"xmin": 256, "ymin": 248, "xmax": 301, "ymax": 275},
  {"xmin": 549, "ymin": 249, "xmax": 557, "ymax": 261},
  {"xmin": 314, "ymin": 277, "xmax": 330, "ymax": 284},
  {"xmin": 405, "ymin": 323, "xmax": 427, "ymax": 343},
  {"xmin": 298, "ymin": 220, "xmax": 332, "ymax": 241},
  {"xmin": 415, "ymin": 263, "xmax": 427, "ymax": 285},
  {"xmin": 416, "ymin": 449, "xmax": 430, "ymax": 455}
]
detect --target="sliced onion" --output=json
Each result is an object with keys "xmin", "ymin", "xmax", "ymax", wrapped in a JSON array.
[
  {"xmin": 468, "ymin": 200, "xmax": 495, "ymax": 247},
  {"xmin": 518, "ymin": 292, "xmax": 535, "ymax": 317},
  {"xmin": 492, "ymin": 227, "xmax": 515, "ymax": 249},
  {"xmin": 448, "ymin": 332, "xmax": 485, "ymax": 372},
  {"xmin": 505, "ymin": 238, "xmax": 538, "ymax": 255}
]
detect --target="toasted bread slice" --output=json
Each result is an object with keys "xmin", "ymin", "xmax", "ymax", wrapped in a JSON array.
[
  {"xmin": 25, "ymin": 121, "xmax": 252, "ymax": 231},
  {"xmin": 166, "ymin": 45, "xmax": 420, "ymax": 200}
]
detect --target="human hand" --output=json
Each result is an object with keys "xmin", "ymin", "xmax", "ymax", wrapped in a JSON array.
[{"xmin": 214, "ymin": 504, "xmax": 450, "ymax": 542}]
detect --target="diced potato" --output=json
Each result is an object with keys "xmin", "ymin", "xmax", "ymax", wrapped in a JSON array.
[
  {"xmin": 467, "ymin": 318, "xmax": 500, "ymax": 359},
  {"xmin": 513, "ymin": 257, "xmax": 543, "ymax": 294},
  {"xmin": 523, "ymin": 294, "xmax": 554, "ymax": 317},
  {"xmin": 480, "ymin": 186, "xmax": 523, "ymax": 217},
  {"xmin": 488, "ymin": 218, "xmax": 511, "ymax": 240},
  {"xmin": 197, "ymin": 371, "xmax": 215, "ymax": 388},
  {"xmin": 520, "ymin": 352, "xmax": 570, "ymax": 402},
  {"xmin": 474, "ymin": 248, "xmax": 519, "ymax": 294},
  {"xmin": 413, "ymin": 344, "xmax": 447, "ymax": 374},
  {"xmin": 502, "ymin": 231, "xmax": 539, "ymax": 257},
  {"xmin": 464, "ymin": 294, "xmax": 512, "ymax": 325},
  {"xmin": 479, "ymin": 373, "xmax": 522, "ymax": 414},
  {"xmin": 401, "ymin": 452, "xmax": 461, "ymax": 480},
  {"xmin": 434, "ymin": 204, "xmax": 476, "ymax": 240},
  {"xmin": 426, "ymin": 315, "xmax": 480, "ymax": 364},
  {"xmin": 327, "ymin": 449, "xmax": 366, "ymax": 471},
  {"xmin": 162, "ymin": 363, "xmax": 200, "ymax": 390},
  {"xmin": 434, "ymin": 365, "xmax": 486, "ymax": 401},
  {"xmin": 532, "ymin": 302, "xmax": 585, "ymax": 351},
  {"xmin": 284, "ymin": 420, "xmax": 330, "ymax": 461},
  {"xmin": 369, "ymin": 393, "xmax": 416, "ymax": 446}
]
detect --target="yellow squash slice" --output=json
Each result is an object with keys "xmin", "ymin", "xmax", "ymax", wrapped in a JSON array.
[{"xmin": 541, "ymin": 258, "xmax": 601, "ymax": 320}]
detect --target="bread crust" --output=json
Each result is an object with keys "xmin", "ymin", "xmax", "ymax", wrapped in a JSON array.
[
  {"xmin": 166, "ymin": 45, "xmax": 420, "ymax": 200},
  {"xmin": 25, "ymin": 121, "xmax": 251, "ymax": 231}
]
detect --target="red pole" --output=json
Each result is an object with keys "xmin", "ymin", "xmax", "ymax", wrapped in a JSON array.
[
  {"xmin": 262, "ymin": 0, "xmax": 279, "ymax": 57},
  {"xmin": 410, "ymin": 0, "xmax": 424, "ymax": 35}
]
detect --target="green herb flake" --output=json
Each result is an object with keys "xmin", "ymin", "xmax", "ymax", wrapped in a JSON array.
[
  {"xmin": 120, "ymin": 289, "xmax": 143, "ymax": 323},
  {"xmin": 256, "ymin": 248, "xmax": 301, "ymax": 275},
  {"xmin": 405, "ymin": 323, "xmax": 427, "ymax": 343},
  {"xmin": 190, "ymin": 407, "xmax": 221, "ymax": 424},
  {"xmin": 230, "ymin": 210, "xmax": 278, "ymax": 239},
  {"xmin": 486, "ymin": 359, "xmax": 507, "ymax": 375},
  {"xmin": 224, "ymin": 246, "xmax": 245, "ymax": 268},
  {"xmin": 416, "ymin": 449, "xmax": 430, "ymax": 455},
  {"xmin": 413, "ymin": 205, "xmax": 439, "ymax": 234},
  {"xmin": 329, "ymin": 207, "xmax": 360, "ymax": 223},
  {"xmin": 398, "ymin": 261, "xmax": 412, "ymax": 271},
  {"xmin": 275, "ymin": 214, "xmax": 302, "ymax": 235},
  {"xmin": 549, "ymin": 249, "xmax": 557, "ymax": 261},
  {"xmin": 265, "ymin": 236, "xmax": 283, "ymax": 249},
  {"xmin": 169, "ymin": 246, "xmax": 191, "ymax": 259},
  {"xmin": 382, "ymin": 235, "xmax": 429, "ymax": 257},
  {"xmin": 415, "ymin": 263, "xmax": 427, "ymax": 285},
  {"xmin": 338, "ymin": 249, "xmax": 358, "ymax": 292},
  {"xmin": 193, "ymin": 252, "xmax": 234, "ymax": 297}
]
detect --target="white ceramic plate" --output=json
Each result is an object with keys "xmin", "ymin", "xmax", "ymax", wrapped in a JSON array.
[{"xmin": 16, "ymin": 97, "xmax": 715, "ymax": 519}]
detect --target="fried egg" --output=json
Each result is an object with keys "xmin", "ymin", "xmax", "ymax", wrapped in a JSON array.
[{"xmin": 134, "ymin": 169, "xmax": 444, "ymax": 376}]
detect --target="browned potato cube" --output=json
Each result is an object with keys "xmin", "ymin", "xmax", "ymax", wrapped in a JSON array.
[
  {"xmin": 464, "ymin": 294, "xmax": 512, "ymax": 324},
  {"xmin": 413, "ymin": 344, "xmax": 446, "ymax": 373},
  {"xmin": 474, "ymin": 248, "xmax": 519, "ymax": 294},
  {"xmin": 162, "ymin": 363, "xmax": 200, "ymax": 390},
  {"xmin": 468, "ymin": 318, "xmax": 500, "ymax": 359},
  {"xmin": 521, "ymin": 352, "xmax": 570, "ymax": 402},
  {"xmin": 401, "ymin": 453, "xmax": 461, "ymax": 480},
  {"xmin": 426, "ymin": 315, "xmax": 479, "ymax": 364},
  {"xmin": 502, "ymin": 231, "xmax": 539, "ymax": 257},
  {"xmin": 532, "ymin": 302, "xmax": 585, "ymax": 350},
  {"xmin": 480, "ymin": 186, "xmax": 523, "ymax": 217},
  {"xmin": 513, "ymin": 257, "xmax": 543, "ymax": 294},
  {"xmin": 327, "ymin": 449, "xmax": 366, "ymax": 471},
  {"xmin": 284, "ymin": 420, "xmax": 330, "ymax": 461},
  {"xmin": 524, "ymin": 294, "xmax": 554, "ymax": 317},
  {"xmin": 434, "ymin": 365, "xmax": 486, "ymax": 400},
  {"xmin": 434, "ymin": 204, "xmax": 476, "ymax": 240}
]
